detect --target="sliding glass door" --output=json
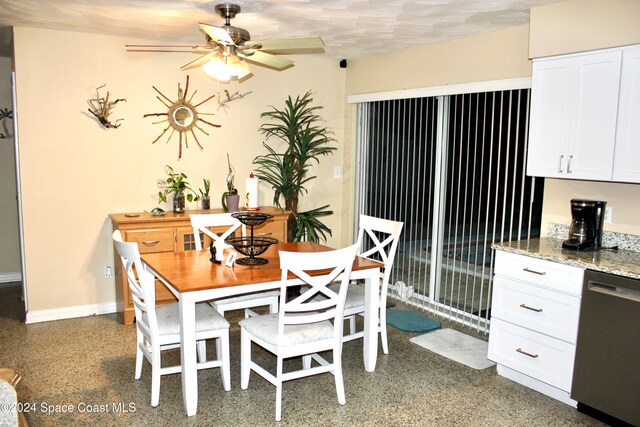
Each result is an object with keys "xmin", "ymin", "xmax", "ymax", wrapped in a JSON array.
[{"xmin": 355, "ymin": 87, "xmax": 543, "ymax": 332}]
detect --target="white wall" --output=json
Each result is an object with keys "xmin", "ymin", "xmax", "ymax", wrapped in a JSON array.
[{"xmin": 13, "ymin": 26, "xmax": 345, "ymax": 316}]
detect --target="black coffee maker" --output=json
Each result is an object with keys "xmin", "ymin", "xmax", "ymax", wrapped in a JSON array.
[{"xmin": 562, "ymin": 199, "xmax": 606, "ymax": 251}]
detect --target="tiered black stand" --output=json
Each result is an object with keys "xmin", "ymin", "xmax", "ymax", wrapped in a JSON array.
[{"xmin": 226, "ymin": 212, "xmax": 279, "ymax": 265}]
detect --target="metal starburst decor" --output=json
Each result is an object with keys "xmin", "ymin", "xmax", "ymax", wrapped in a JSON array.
[{"xmin": 144, "ymin": 75, "xmax": 220, "ymax": 159}]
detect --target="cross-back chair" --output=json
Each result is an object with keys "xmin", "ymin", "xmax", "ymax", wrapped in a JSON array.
[
  {"xmin": 190, "ymin": 213, "xmax": 279, "ymax": 317},
  {"xmin": 239, "ymin": 244, "xmax": 359, "ymax": 421},
  {"xmin": 112, "ymin": 230, "xmax": 230, "ymax": 407}
]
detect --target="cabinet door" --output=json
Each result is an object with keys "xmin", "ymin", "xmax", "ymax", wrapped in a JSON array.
[
  {"xmin": 567, "ymin": 51, "xmax": 621, "ymax": 180},
  {"xmin": 613, "ymin": 46, "xmax": 640, "ymax": 183},
  {"xmin": 527, "ymin": 51, "xmax": 621, "ymax": 180},
  {"xmin": 527, "ymin": 57, "xmax": 573, "ymax": 178}
]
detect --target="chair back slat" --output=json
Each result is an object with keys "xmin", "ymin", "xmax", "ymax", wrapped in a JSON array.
[
  {"xmin": 278, "ymin": 245, "xmax": 358, "ymax": 337},
  {"xmin": 190, "ymin": 213, "xmax": 245, "ymax": 251},
  {"xmin": 112, "ymin": 230, "xmax": 159, "ymax": 335}
]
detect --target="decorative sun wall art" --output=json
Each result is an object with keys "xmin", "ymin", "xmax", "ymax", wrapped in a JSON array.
[{"xmin": 144, "ymin": 76, "xmax": 252, "ymax": 158}]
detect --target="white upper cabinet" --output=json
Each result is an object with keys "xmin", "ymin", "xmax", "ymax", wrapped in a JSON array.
[
  {"xmin": 612, "ymin": 46, "xmax": 640, "ymax": 183},
  {"xmin": 527, "ymin": 49, "xmax": 622, "ymax": 180}
]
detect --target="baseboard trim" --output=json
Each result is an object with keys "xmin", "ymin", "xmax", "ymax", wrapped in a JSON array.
[
  {"xmin": 26, "ymin": 302, "xmax": 117, "ymax": 324},
  {"xmin": 0, "ymin": 272, "xmax": 21, "ymax": 284}
]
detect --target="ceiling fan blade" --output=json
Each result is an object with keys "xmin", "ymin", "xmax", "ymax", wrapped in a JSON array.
[
  {"xmin": 199, "ymin": 23, "xmax": 233, "ymax": 45},
  {"xmin": 239, "ymin": 50, "xmax": 294, "ymax": 70},
  {"xmin": 180, "ymin": 54, "xmax": 215, "ymax": 71},
  {"xmin": 126, "ymin": 44, "xmax": 203, "ymax": 53},
  {"xmin": 247, "ymin": 37, "xmax": 325, "ymax": 54}
]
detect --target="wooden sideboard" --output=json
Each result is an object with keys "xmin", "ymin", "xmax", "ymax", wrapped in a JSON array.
[{"xmin": 109, "ymin": 206, "xmax": 290, "ymax": 324}]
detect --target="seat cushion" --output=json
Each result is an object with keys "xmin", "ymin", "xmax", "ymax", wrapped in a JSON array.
[
  {"xmin": 239, "ymin": 313, "xmax": 334, "ymax": 346},
  {"xmin": 325, "ymin": 283, "xmax": 365, "ymax": 310},
  {"xmin": 151, "ymin": 303, "xmax": 229, "ymax": 336}
]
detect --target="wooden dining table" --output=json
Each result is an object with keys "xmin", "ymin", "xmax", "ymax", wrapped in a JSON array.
[{"xmin": 141, "ymin": 241, "xmax": 383, "ymax": 417}]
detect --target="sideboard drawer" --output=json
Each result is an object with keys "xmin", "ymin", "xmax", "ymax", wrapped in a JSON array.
[
  {"xmin": 125, "ymin": 229, "xmax": 175, "ymax": 253},
  {"xmin": 492, "ymin": 277, "xmax": 581, "ymax": 343},
  {"xmin": 494, "ymin": 251, "xmax": 584, "ymax": 295},
  {"xmin": 253, "ymin": 217, "xmax": 287, "ymax": 243},
  {"xmin": 488, "ymin": 318, "xmax": 576, "ymax": 392}
]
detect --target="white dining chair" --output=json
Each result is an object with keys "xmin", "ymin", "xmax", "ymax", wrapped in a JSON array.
[
  {"xmin": 112, "ymin": 230, "xmax": 231, "ymax": 407},
  {"xmin": 340, "ymin": 214, "xmax": 404, "ymax": 354},
  {"xmin": 239, "ymin": 244, "xmax": 359, "ymax": 421},
  {"xmin": 190, "ymin": 213, "xmax": 280, "ymax": 318}
]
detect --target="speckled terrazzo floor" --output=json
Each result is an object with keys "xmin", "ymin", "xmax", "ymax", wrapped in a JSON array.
[{"xmin": 0, "ymin": 282, "xmax": 605, "ymax": 426}]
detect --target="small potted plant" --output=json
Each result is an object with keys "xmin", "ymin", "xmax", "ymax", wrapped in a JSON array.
[
  {"xmin": 199, "ymin": 179, "xmax": 211, "ymax": 210},
  {"xmin": 158, "ymin": 165, "xmax": 199, "ymax": 213},
  {"xmin": 222, "ymin": 154, "xmax": 239, "ymax": 212}
]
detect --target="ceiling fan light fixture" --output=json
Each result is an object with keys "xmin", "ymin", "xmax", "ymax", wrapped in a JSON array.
[{"xmin": 202, "ymin": 58, "xmax": 232, "ymax": 81}]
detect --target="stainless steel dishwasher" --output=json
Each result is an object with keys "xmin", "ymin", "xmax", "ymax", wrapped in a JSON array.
[{"xmin": 571, "ymin": 269, "xmax": 640, "ymax": 426}]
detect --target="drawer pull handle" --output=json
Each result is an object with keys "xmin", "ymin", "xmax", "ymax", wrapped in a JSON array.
[
  {"xmin": 519, "ymin": 303, "xmax": 543, "ymax": 313},
  {"xmin": 142, "ymin": 240, "xmax": 160, "ymax": 246},
  {"xmin": 258, "ymin": 232, "xmax": 273, "ymax": 236},
  {"xmin": 523, "ymin": 267, "xmax": 546, "ymax": 276},
  {"xmin": 516, "ymin": 348, "xmax": 539, "ymax": 358},
  {"xmin": 558, "ymin": 155, "xmax": 564, "ymax": 173}
]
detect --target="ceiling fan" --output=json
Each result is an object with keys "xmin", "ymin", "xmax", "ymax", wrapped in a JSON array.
[{"xmin": 126, "ymin": 3, "xmax": 325, "ymax": 81}]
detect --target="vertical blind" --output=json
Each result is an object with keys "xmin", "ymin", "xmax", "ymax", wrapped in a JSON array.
[{"xmin": 355, "ymin": 88, "xmax": 543, "ymax": 333}]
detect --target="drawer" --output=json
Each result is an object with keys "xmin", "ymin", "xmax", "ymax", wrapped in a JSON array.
[
  {"xmin": 125, "ymin": 229, "xmax": 175, "ymax": 253},
  {"xmin": 492, "ymin": 277, "xmax": 581, "ymax": 343},
  {"xmin": 494, "ymin": 251, "xmax": 584, "ymax": 296},
  {"xmin": 488, "ymin": 318, "xmax": 576, "ymax": 392},
  {"xmin": 252, "ymin": 218, "xmax": 287, "ymax": 243}
]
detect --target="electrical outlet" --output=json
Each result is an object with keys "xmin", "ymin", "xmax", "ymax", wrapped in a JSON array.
[
  {"xmin": 333, "ymin": 166, "xmax": 342, "ymax": 179},
  {"xmin": 104, "ymin": 266, "xmax": 113, "ymax": 278},
  {"xmin": 604, "ymin": 207, "xmax": 612, "ymax": 224}
]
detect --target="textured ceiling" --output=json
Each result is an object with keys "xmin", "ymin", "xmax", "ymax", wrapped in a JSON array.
[{"xmin": 0, "ymin": 0, "xmax": 559, "ymax": 59}]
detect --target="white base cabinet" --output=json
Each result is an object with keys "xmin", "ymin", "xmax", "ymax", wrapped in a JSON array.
[{"xmin": 488, "ymin": 251, "xmax": 584, "ymax": 406}]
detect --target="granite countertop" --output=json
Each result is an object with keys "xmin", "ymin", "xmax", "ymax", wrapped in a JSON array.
[{"xmin": 492, "ymin": 237, "xmax": 640, "ymax": 280}]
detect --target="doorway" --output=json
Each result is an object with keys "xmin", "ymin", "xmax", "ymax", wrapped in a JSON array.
[{"xmin": 0, "ymin": 26, "xmax": 26, "ymax": 319}]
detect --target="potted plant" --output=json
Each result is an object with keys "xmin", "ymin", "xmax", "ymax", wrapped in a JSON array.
[
  {"xmin": 199, "ymin": 179, "xmax": 211, "ymax": 210},
  {"xmin": 221, "ymin": 154, "xmax": 239, "ymax": 212},
  {"xmin": 253, "ymin": 91, "xmax": 336, "ymax": 242},
  {"xmin": 158, "ymin": 165, "xmax": 199, "ymax": 213}
]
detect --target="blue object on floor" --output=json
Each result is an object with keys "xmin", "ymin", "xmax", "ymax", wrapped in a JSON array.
[{"xmin": 386, "ymin": 309, "xmax": 441, "ymax": 333}]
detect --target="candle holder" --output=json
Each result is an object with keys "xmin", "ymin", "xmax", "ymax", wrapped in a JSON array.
[{"xmin": 225, "ymin": 212, "xmax": 278, "ymax": 265}]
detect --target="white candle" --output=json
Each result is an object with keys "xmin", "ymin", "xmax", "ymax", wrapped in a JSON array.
[{"xmin": 245, "ymin": 173, "xmax": 259, "ymax": 209}]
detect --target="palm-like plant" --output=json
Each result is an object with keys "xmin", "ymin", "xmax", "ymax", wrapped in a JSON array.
[{"xmin": 253, "ymin": 91, "xmax": 337, "ymax": 242}]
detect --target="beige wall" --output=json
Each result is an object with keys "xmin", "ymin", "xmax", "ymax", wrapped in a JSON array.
[
  {"xmin": 0, "ymin": 54, "xmax": 21, "ymax": 277},
  {"xmin": 346, "ymin": 24, "xmax": 532, "ymax": 96},
  {"xmin": 13, "ymin": 26, "xmax": 345, "ymax": 315},
  {"xmin": 530, "ymin": 0, "xmax": 640, "ymax": 59}
]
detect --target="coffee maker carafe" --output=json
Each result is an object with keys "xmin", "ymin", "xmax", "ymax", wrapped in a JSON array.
[{"xmin": 562, "ymin": 199, "xmax": 606, "ymax": 251}]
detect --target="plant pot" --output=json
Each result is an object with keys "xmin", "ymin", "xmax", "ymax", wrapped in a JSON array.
[
  {"xmin": 201, "ymin": 196, "xmax": 211, "ymax": 210},
  {"xmin": 173, "ymin": 192, "xmax": 185, "ymax": 213},
  {"xmin": 224, "ymin": 194, "xmax": 240, "ymax": 212}
]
